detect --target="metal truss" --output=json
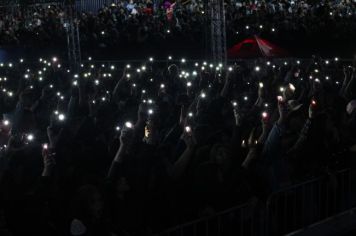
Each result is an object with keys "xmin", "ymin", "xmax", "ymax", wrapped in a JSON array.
[
  {"xmin": 205, "ymin": 0, "xmax": 227, "ymax": 64},
  {"xmin": 64, "ymin": 2, "xmax": 81, "ymax": 71}
]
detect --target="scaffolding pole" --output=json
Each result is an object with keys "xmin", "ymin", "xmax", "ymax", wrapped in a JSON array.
[
  {"xmin": 206, "ymin": 0, "xmax": 227, "ymax": 64},
  {"xmin": 65, "ymin": 2, "xmax": 81, "ymax": 71}
]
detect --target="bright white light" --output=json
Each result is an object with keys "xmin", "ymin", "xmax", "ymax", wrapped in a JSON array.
[
  {"xmin": 58, "ymin": 114, "xmax": 65, "ymax": 121},
  {"xmin": 3, "ymin": 120, "xmax": 10, "ymax": 126},
  {"xmin": 185, "ymin": 126, "xmax": 191, "ymax": 133},
  {"xmin": 200, "ymin": 93, "xmax": 206, "ymax": 98},
  {"xmin": 27, "ymin": 134, "xmax": 34, "ymax": 141},
  {"xmin": 125, "ymin": 122, "xmax": 133, "ymax": 128},
  {"xmin": 255, "ymin": 66, "xmax": 260, "ymax": 72},
  {"xmin": 148, "ymin": 109, "xmax": 154, "ymax": 115}
]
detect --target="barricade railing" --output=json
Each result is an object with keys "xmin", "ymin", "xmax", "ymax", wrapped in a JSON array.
[
  {"xmin": 75, "ymin": 0, "xmax": 115, "ymax": 12},
  {"xmin": 156, "ymin": 168, "xmax": 354, "ymax": 236},
  {"xmin": 266, "ymin": 169, "xmax": 352, "ymax": 235},
  {"xmin": 157, "ymin": 198, "xmax": 262, "ymax": 236}
]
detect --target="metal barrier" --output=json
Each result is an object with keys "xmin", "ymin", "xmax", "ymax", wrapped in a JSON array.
[
  {"xmin": 156, "ymin": 168, "xmax": 353, "ymax": 236},
  {"xmin": 266, "ymin": 169, "xmax": 352, "ymax": 235},
  {"xmin": 157, "ymin": 199, "xmax": 262, "ymax": 236},
  {"xmin": 75, "ymin": 0, "xmax": 115, "ymax": 12}
]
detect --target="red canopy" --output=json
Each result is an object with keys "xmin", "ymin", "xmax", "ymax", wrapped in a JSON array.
[{"xmin": 228, "ymin": 36, "xmax": 288, "ymax": 58}]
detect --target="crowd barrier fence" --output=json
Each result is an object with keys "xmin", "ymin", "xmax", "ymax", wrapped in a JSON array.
[{"xmin": 156, "ymin": 168, "xmax": 354, "ymax": 236}]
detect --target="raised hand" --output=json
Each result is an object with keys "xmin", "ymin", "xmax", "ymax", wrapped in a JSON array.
[
  {"xmin": 182, "ymin": 126, "xmax": 197, "ymax": 149},
  {"xmin": 119, "ymin": 125, "xmax": 134, "ymax": 149},
  {"xmin": 42, "ymin": 144, "xmax": 56, "ymax": 177},
  {"xmin": 277, "ymin": 96, "xmax": 288, "ymax": 125},
  {"xmin": 309, "ymin": 99, "xmax": 317, "ymax": 119}
]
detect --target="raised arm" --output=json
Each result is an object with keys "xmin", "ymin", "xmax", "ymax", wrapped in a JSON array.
[
  {"xmin": 171, "ymin": 130, "xmax": 196, "ymax": 180},
  {"xmin": 107, "ymin": 127, "xmax": 134, "ymax": 179}
]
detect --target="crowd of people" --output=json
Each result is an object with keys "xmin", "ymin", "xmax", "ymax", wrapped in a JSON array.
[
  {"xmin": 0, "ymin": 0, "xmax": 356, "ymax": 59},
  {"xmin": 0, "ymin": 0, "xmax": 355, "ymax": 235},
  {"xmin": 0, "ymin": 55, "xmax": 355, "ymax": 235}
]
